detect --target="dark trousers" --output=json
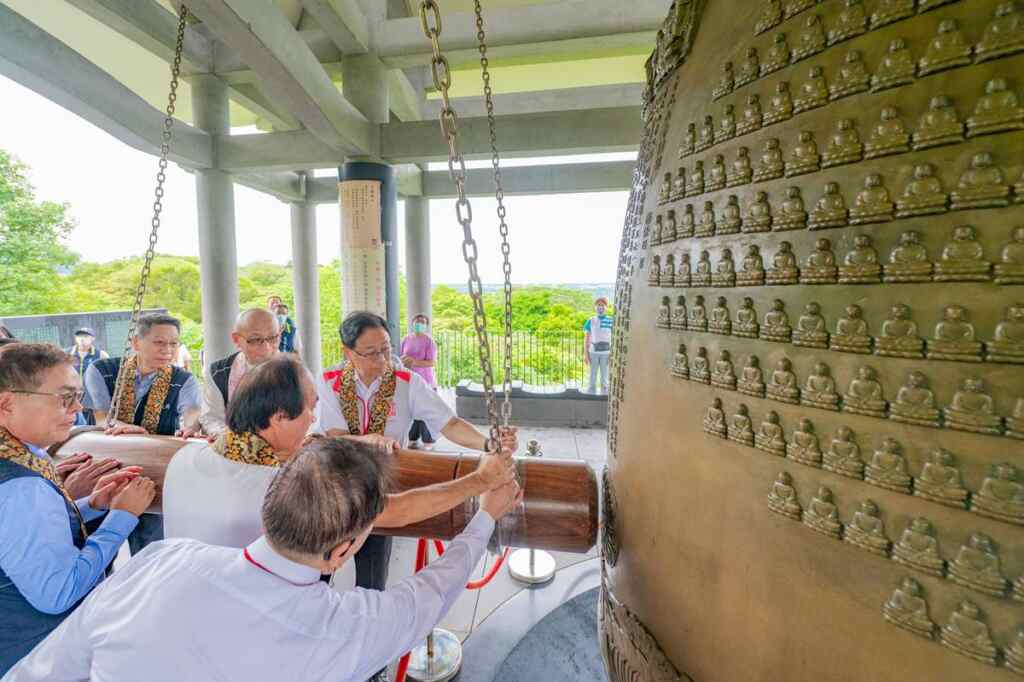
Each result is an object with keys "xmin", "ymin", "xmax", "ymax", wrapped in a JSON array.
[
  {"xmin": 408, "ymin": 420, "xmax": 434, "ymax": 444},
  {"xmin": 355, "ymin": 534, "xmax": 393, "ymax": 591},
  {"xmin": 128, "ymin": 513, "xmax": 164, "ymax": 555}
]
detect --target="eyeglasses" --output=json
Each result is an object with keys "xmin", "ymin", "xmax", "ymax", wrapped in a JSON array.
[
  {"xmin": 245, "ymin": 334, "xmax": 281, "ymax": 347},
  {"xmin": 12, "ymin": 389, "xmax": 85, "ymax": 410},
  {"xmin": 148, "ymin": 340, "xmax": 181, "ymax": 351},
  {"xmin": 350, "ymin": 345, "xmax": 392, "ymax": 360}
]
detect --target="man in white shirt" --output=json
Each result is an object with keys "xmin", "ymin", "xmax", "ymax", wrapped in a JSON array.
[
  {"xmin": 315, "ymin": 311, "xmax": 520, "ymax": 602},
  {"xmin": 196, "ymin": 308, "xmax": 280, "ymax": 438},
  {"xmin": 163, "ymin": 355, "xmax": 516, "ymax": 549},
  {"xmin": 2, "ymin": 437, "xmax": 522, "ymax": 682}
]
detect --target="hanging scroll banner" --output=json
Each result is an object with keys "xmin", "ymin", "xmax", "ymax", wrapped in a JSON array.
[
  {"xmin": 339, "ymin": 179, "xmax": 386, "ymax": 317},
  {"xmin": 338, "ymin": 162, "xmax": 399, "ymax": 337}
]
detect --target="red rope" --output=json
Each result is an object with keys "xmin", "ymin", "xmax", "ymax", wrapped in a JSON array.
[
  {"xmin": 395, "ymin": 537, "xmax": 511, "ymax": 681},
  {"xmin": 429, "ymin": 539, "xmax": 511, "ymax": 590}
]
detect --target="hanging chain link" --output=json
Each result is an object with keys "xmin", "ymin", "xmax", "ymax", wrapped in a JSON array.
[
  {"xmin": 106, "ymin": 3, "xmax": 189, "ymax": 427},
  {"xmin": 472, "ymin": 0, "xmax": 513, "ymax": 428},
  {"xmin": 418, "ymin": 0, "xmax": 501, "ymax": 446}
]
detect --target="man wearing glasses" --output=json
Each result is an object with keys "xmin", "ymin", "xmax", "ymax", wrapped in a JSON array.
[
  {"xmin": 84, "ymin": 313, "xmax": 201, "ymax": 554},
  {"xmin": 315, "ymin": 311, "xmax": 520, "ymax": 615},
  {"xmin": 0, "ymin": 344, "xmax": 155, "ymax": 674},
  {"xmin": 196, "ymin": 308, "xmax": 280, "ymax": 439}
]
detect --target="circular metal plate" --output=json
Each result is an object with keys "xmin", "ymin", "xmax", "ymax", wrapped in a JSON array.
[
  {"xmin": 508, "ymin": 548, "xmax": 556, "ymax": 584},
  {"xmin": 406, "ymin": 628, "xmax": 462, "ymax": 682}
]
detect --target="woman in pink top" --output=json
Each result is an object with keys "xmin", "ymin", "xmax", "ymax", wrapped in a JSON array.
[{"xmin": 400, "ymin": 314, "xmax": 438, "ymax": 449}]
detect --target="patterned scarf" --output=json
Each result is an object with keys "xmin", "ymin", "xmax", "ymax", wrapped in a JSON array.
[
  {"xmin": 212, "ymin": 430, "xmax": 281, "ymax": 467},
  {"xmin": 113, "ymin": 355, "xmax": 173, "ymax": 434},
  {"xmin": 0, "ymin": 426, "xmax": 87, "ymax": 538},
  {"xmin": 325, "ymin": 362, "xmax": 396, "ymax": 436}
]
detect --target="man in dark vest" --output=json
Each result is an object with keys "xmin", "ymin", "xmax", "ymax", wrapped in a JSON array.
[
  {"xmin": 84, "ymin": 313, "xmax": 201, "ymax": 554},
  {"xmin": 0, "ymin": 343, "xmax": 155, "ymax": 674},
  {"xmin": 65, "ymin": 327, "xmax": 108, "ymax": 426},
  {"xmin": 196, "ymin": 308, "xmax": 280, "ymax": 439}
]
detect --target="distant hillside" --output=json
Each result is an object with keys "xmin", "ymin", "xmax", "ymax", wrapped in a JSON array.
[{"xmin": 437, "ymin": 282, "xmax": 615, "ymax": 302}]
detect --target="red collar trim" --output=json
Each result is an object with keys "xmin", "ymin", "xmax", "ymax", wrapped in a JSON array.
[{"xmin": 243, "ymin": 548, "xmax": 320, "ymax": 587}]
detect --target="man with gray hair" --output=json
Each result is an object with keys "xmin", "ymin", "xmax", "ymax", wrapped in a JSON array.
[
  {"xmin": 196, "ymin": 308, "xmax": 281, "ymax": 438},
  {"xmin": 4, "ymin": 438, "xmax": 521, "ymax": 682}
]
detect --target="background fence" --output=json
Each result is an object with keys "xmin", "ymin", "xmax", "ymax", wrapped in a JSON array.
[{"xmin": 322, "ymin": 330, "xmax": 590, "ymax": 388}]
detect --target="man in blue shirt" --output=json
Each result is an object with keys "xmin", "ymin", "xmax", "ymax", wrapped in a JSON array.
[
  {"xmin": 0, "ymin": 343, "xmax": 156, "ymax": 674},
  {"xmin": 582, "ymin": 297, "xmax": 613, "ymax": 394}
]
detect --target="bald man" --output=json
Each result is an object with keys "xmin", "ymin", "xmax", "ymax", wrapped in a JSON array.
[{"xmin": 197, "ymin": 309, "xmax": 281, "ymax": 438}]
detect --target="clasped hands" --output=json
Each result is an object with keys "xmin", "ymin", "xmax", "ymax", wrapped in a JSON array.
[{"xmin": 57, "ymin": 453, "xmax": 156, "ymax": 515}]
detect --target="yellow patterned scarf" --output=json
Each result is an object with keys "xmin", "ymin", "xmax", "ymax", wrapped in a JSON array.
[
  {"xmin": 113, "ymin": 355, "xmax": 173, "ymax": 434},
  {"xmin": 212, "ymin": 430, "xmax": 281, "ymax": 467},
  {"xmin": 326, "ymin": 362, "xmax": 396, "ymax": 436},
  {"xmin": 0, "ymin": 427, "xmax": 87, "ymax": 538}
]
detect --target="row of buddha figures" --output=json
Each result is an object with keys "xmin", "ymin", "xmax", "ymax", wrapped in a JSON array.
[
  {"xmin": 667, "ymin": 104, "xmax": 1024, "ymax": 211},
  {"xmin": 665, "ymin": 118, "xmax": 1024, "ymax": 211},
  {"xmin": 677, "ymin": 343, "xmax": 1024, "ymax": 438},
  {"xmin": 885, "ymin": 576, "xmax": 1024, "ymax": 670},
  {"xmin": 764, "ymin": 462, "xmax": 1023, "ymax": 595},
  {"xmin": 708, "ymin": 394, "xmax": 1024, "ymax": 523},
  {"xmin": 648, "ymin": 228, "xmax": 1024, "ymax": 287},
  {"xmin": 657, "ymin": 292, "xmax": 1024, "ymax": 364},
  {"xmin": 744, "ymin": 1, "xmax": 1021, "ymax": 101},
  {"xmin": 756, "ymin": 0, "xmax": 982, "ymax": 37},
  {"xmin": 680, "ymin": 37, "xmax": 1024, "ymax": 163}
]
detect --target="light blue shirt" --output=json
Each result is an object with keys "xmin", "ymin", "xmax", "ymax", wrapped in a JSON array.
[
  {"xmin": 83, "ymin": 363, "xmax": 201, "ymax": 418},
  {"xmin": 5, "ymin": 511, "xmax": 496, "ymax": 682},
  {"xmin": 0, "ymin": 443, "xmax": 137, "ymax": 616}
]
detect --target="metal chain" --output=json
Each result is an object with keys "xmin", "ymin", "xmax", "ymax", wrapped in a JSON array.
[
  {"xmin": 472, "ymin": 0, "xmax": 514, "ymax": 428},
  {"xmin": 418, "ymin": 0, "xmax": 501, "ymax": 446},
  {"xmin": 106, "ymin": 3, "xmax": 188, "ymax": 427}
]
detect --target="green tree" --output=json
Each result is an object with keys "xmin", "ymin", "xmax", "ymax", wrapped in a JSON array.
[{"xmin": 0, "ymin": 151, "xmax": 78, "ymax": 315}]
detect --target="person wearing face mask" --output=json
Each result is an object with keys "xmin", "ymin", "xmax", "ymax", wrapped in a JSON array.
[
  {"xmin": 194, "ymin": 309, "xmax": 281, "ymax": 439},
  {"xmin": 400, "ymin": 314, "xmax": 438, "ymax": 450},
  {"xmin": 267, "ymin": 295, "xmax": 301, "ymax": 354}
]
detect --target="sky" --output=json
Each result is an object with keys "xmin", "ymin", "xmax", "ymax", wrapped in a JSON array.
[{"xmin": 0, "ymin": 74, "xmax": 631, "ymax": 285}]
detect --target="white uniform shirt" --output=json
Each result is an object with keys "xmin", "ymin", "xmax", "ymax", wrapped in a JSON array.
[
  {"xmin": 315, "ymin": 365, "xmax": 454, "ymax": 447},
  {"xmin": 197, "ymin": 353, "xmax": 253, "ymax": 437},
  {"xmin": 2, "ymin": 512, "xmax": 495, "ymax": 682},
  {"xmin": 162, "ymin": 441, "xmax": 277, "ymax": 547}
]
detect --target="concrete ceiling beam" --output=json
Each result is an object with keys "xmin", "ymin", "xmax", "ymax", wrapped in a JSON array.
[
  {"xmin": 304, "ymin": 159, "xmax": 634, "ymax": 203},
  {"xmin": 64, "ymin": 0, "xmax": 213, "ymax": 74},
  {"xmin": 216, "ymin": 129, "xmax": 345, "ymax": 172},
  {"xmin": 186, "ymin": 0, "xmax": 372, "ymax": 154},
  {"xmin": 422, "ymin": 83, "xmax": 645, "ymax": 119},
  {"xmin": 227, "ymin": 81, "xmax": 302, "ymax": 131},
  {"xmin": 0, "ymin": 4, "xmax": 212, "ymax": 169},
  {"xmin": 381, "ymin": 106, "xmax": 643, "ymax": 163},
  {"xmin": 299, "ymin": 0, "xmax": 369, "ymax": 55},
  {"xmin": 422, "ymin": 160, "xmax": 635, "ymax": 198},
  {"xmin": 216, "ymin": 105, "xmax": 641, "ymax": 170},
  {"xmin": 373, "ymin": 0, "xmax": 666, "ymax": 68},
  {"xmin": 232, "ymin": 170, "xmax": 306, "ymax": 202}
]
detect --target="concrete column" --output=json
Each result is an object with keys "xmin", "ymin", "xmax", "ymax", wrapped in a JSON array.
[
  {"xmin": 289, "ymin": 196, "xmax": 322, "ymax": 374},
  {"xmin": 404, "ymin": 195, "xmax": 431, "ymax": 330},
  {"xmin": 191, "ymin": 74, "xmax": 239, "ymax": 364}
]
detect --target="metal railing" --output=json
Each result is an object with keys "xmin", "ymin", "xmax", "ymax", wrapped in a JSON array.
[{"xmin": 322, "ymin": 330, "xmax": 589, "ymax": 388}]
